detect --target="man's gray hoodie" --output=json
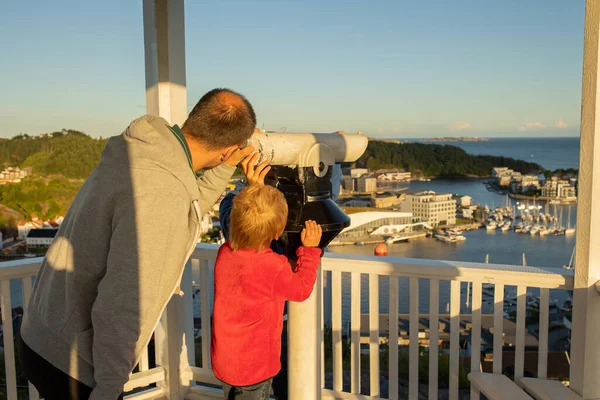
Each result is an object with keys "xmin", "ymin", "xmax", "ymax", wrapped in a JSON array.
[{"xmin": 20, "ymin": 115, "xmax": 235, "ymax": 399}]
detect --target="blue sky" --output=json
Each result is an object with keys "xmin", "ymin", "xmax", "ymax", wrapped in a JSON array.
[{"xmin": 0, "ymin": 1, "xmax": 585, "ymax": 138}]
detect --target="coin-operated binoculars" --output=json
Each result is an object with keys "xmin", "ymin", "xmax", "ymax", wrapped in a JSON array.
[{"xmin": 244, "ymin": 131, "xmax": 369, "ymax": 259}]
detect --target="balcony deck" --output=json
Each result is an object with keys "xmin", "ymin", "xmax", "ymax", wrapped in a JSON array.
[
  {"xmin": 0, "ymin": 244, "xmax": 575, "ymax": 399},
  {"xmin": 2, "ymin": 0, "xmax": 600, "ymax": 398}
]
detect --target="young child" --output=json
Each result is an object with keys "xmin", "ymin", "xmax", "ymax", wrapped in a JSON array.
[
  {"xmin": 211, "ymin": 183, "xmax": 322, "ymax": 399},
  {"xmin": 218, "ymin": 150, "xmax": 340, "ymax": 399}
]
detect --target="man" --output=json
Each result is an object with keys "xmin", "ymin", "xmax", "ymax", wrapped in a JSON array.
[
  {"xmin": 219, "ymin": 133, "xmax": 343, "ymax": 400},
  {"xmin": 19, "ymin": 88, "xmax": 257, "ymax": 400}
]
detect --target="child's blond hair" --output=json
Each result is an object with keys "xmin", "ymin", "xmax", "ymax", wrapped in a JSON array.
[{"xmin": 230, "ymin": 185, "xmax": 288, "ymax": 251}]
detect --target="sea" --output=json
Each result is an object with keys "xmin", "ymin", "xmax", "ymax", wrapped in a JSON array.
[{"xmin": 406, "ymin": 136, "xmax": 580, "ymax": 171}]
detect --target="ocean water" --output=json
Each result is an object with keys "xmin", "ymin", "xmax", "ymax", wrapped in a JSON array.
[{"xmin": 404, "ymin": 137, "xmax": 580, "ymax": 171}]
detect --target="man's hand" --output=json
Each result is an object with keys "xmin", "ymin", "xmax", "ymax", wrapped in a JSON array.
[
  {"xmin": 223, "ymin": 146, "xmax": 256, "ymax": 167},
  {"xmin": 301, "ymin": 220, "xmax": 322, "ymax": 248},
  {"xmin": 240, "ymin": 152, "xmax": 271, "ymax": 185}
]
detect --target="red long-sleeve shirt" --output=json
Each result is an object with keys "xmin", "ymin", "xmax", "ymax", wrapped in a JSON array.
[{"xmin": 211, "ymin": 242, "xmax": 321, "ymax": 386}]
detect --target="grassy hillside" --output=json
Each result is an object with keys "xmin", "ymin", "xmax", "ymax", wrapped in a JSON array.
[
  {"xmin": 0, "ymin": 130, "xmax": 107, "ymax": 179},
  {"xmin": 0, "ymin": 176, "xmax": 83, "ymax": 221}
]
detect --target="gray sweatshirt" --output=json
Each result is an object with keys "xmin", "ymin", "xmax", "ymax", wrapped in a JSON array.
[{"xmin": 20, "ymin": 115, "xmax": 235, "ymax": 399}]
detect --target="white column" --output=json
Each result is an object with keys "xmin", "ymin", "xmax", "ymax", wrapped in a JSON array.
[
  {"xmin": 570, "ymin": 1, "xmax": 600, "ymax": 398},
  {"xmin": 143, "ymin": 0, "xmax": 188, "ymax": 126},
  {"xmin": 143, "ymin": 1, "xmax": 191, "ymax": 399},
  {"xmin": 288, "ymin": 264, "xmax": 321, "ymax": 400}
]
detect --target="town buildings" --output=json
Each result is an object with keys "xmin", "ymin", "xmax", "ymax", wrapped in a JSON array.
[
  {"xmin": 510, "ymin": 175, "xmax": 542, "ymax": 194},
  {"xmin": 541, "ymin": 177, "xmax": 577, "ymax": 201},
  {"xmin": 26, "ymin": 229, "xmax": 58, "ymax": 248},
  {"xmin": 371, "ymin": 193, "xmax": 403, "ymax": 208},
  {"xmin": 377, "ymin": 171, "xmax": 411, "ymax": 182},
  {"xmin": 17, "ymin": 214, "xmax": 63, "ymax": 240},
  {"xmin": 356, "ymin": 176, "xmax": 377, "ymax": 193},
  {"xmin": 343, "ymin": 168, "xmax": 368, "ymax": 178},
  {"xmin": 0, "ymin": 167, "xmax": 30, "ymax": 184},
  {"xmin": 493, "ymin": 167, "xmax": 541, "ymax": 193},
  {"xmin": 458, "ymin": 195, "xmax": 472, "ymax": 208},
  {"xmin": 492, "ymin": 167, "xmax": 577, "ymax": 200},
  {"xmin": 400, "ymin": 191, "xmax": 456, "ymax": 226},
  {"xmin": 342, "ymin": 169, "xmax": 411, "ymax": 194}
]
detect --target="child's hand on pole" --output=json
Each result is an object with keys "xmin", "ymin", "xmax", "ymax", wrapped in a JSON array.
[
  {"xmin": 240, "ymin": 152, "xmax": 271, "ymax": 185},
  {"xmin": 301, "ymin": 220, "xmax": 323, "ymax": 248}
]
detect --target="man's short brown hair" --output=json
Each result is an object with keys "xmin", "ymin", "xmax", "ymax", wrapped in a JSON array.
[
  {"xmin": 183, "ymin": 88, "xmax": 256, "ymax": 150},
  {"xmin": 230, "ymin": 185, "xmax": 288, "ymax": 252}
]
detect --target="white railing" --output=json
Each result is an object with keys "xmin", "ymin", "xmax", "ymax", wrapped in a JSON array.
[
  {"xmin": 0, "ymin": 245, "xmax": 576, "ymax": 399},
  {"xmin": 0, "ymin": 258, "xmax": 172, "ymax": 400},
  {"xmin": 319, "ymin": 253, "xmax": 574, "ymax": 400}
]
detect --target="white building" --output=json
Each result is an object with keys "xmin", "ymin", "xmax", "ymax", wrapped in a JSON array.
[
  {"xmin": 345, "ymin": 168, "xmax": 368, "ymax": 178},
  {"xmin": 377, "ymin": 171, "xmax": 411, "ymax": 181},
  {"xmin": 492, "ymin": 167, "xmax": 510, "ymax": 178},
  {"xmin": 461, "ymin": 205, "xmax": 478, "ymax": 220},
  {"xmin": 337, "ymin": 211, "xmax": 414, "ymax": 239},
  {"xmin": 17, "ymin": 215, "xmax": 63, "ymax": 239},
  {"xmin": 492, "ymin": 167, "xmax": 524, "ymax": 187},
  {"xmin": 458, "ymin": 195, "xmax": 472, "ymax": 207},
  {"xmin": 17, "ymin": 220, "xmax": 44, "ymax": 240},
  {"xmin": 26, "ymin": 229, "xmax": 58, "ymax": 247},
  {"xmin": 511, "ymin": 175, "xmax": 540, "ymax": 194},
  {"xmin": 558, "ymin": 182, "xmax": 577, "ymax": 200},
  {"xmin": 0, "ymin": 166, "xmax": 29, "ymax": 183},
  {"xmin": 18, "ymin": 221, "xmax": 34, "ymax": 240},
  {"xmin": 401, "ymin": 191, "xmax": 456, "ymax": 226},
  {"xmin": 541, "ymin": 177, "xmax": 576, "ymax": 200}
]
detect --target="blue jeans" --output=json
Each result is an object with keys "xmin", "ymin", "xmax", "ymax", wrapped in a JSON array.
[{"xmin": 221, "ymin": 378, "xmax": 273, "ymax": 400}]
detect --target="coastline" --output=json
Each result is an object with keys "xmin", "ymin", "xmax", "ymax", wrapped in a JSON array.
[
  {"xmin": 507, "ymin": 192, "xmax": 577, "ymax": 204},
  {"xmin": 484, "ymin": 181, "xmax": 577, "ymax": 204}
]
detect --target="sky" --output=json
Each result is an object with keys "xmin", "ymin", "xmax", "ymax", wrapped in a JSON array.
[{"xmin": 0, "ymin": 1, "xmax": 585, "ymax": 138}]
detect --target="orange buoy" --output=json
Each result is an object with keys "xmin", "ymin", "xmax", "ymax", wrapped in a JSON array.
[{"xmin": 374, "ymin": 243, "xmax": 388, "ymax": 256}]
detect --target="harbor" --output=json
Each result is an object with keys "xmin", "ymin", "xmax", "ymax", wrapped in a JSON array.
[
  {"xmin": 331, "ymin": 178, "xmax": 577, "ymax": 270},
  {"xmin": 483, "ymin": 196, "xmax": 577, "ymax": 240}
]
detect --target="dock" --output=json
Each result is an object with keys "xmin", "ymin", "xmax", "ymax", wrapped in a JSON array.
[{"xmin": 329, "ymin": 231, "xmax": 428, "ymax": 246}]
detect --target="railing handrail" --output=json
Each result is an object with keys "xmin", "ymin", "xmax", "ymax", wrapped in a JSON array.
[
  {"xmin": 0, "ymin": 257, "xmax": 42, "ymax": 280},
  {"xmin": 3, "ymin": 245, "xmax": 574, "ymax": 291},
  {"xmin": 321, "ymin": 252, "xmax": 574, "ymax": 290}
]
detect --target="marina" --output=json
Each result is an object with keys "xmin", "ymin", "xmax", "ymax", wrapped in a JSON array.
[
  {"xmin": 332, "ymin": 178, "xmax": 578, "ymax": 272},
  {"xmin": 484, "ymin": 197, "xmax": 577, "ymax": 240}
]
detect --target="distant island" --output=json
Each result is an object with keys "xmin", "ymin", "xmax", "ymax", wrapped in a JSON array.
[
  {"xmin": 419, "ymin": 137, "xmax": 490, "ymax": 143},
  {"xmin": 350, "ymin": 139, "xmax": 542, "ymax": 178}
]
